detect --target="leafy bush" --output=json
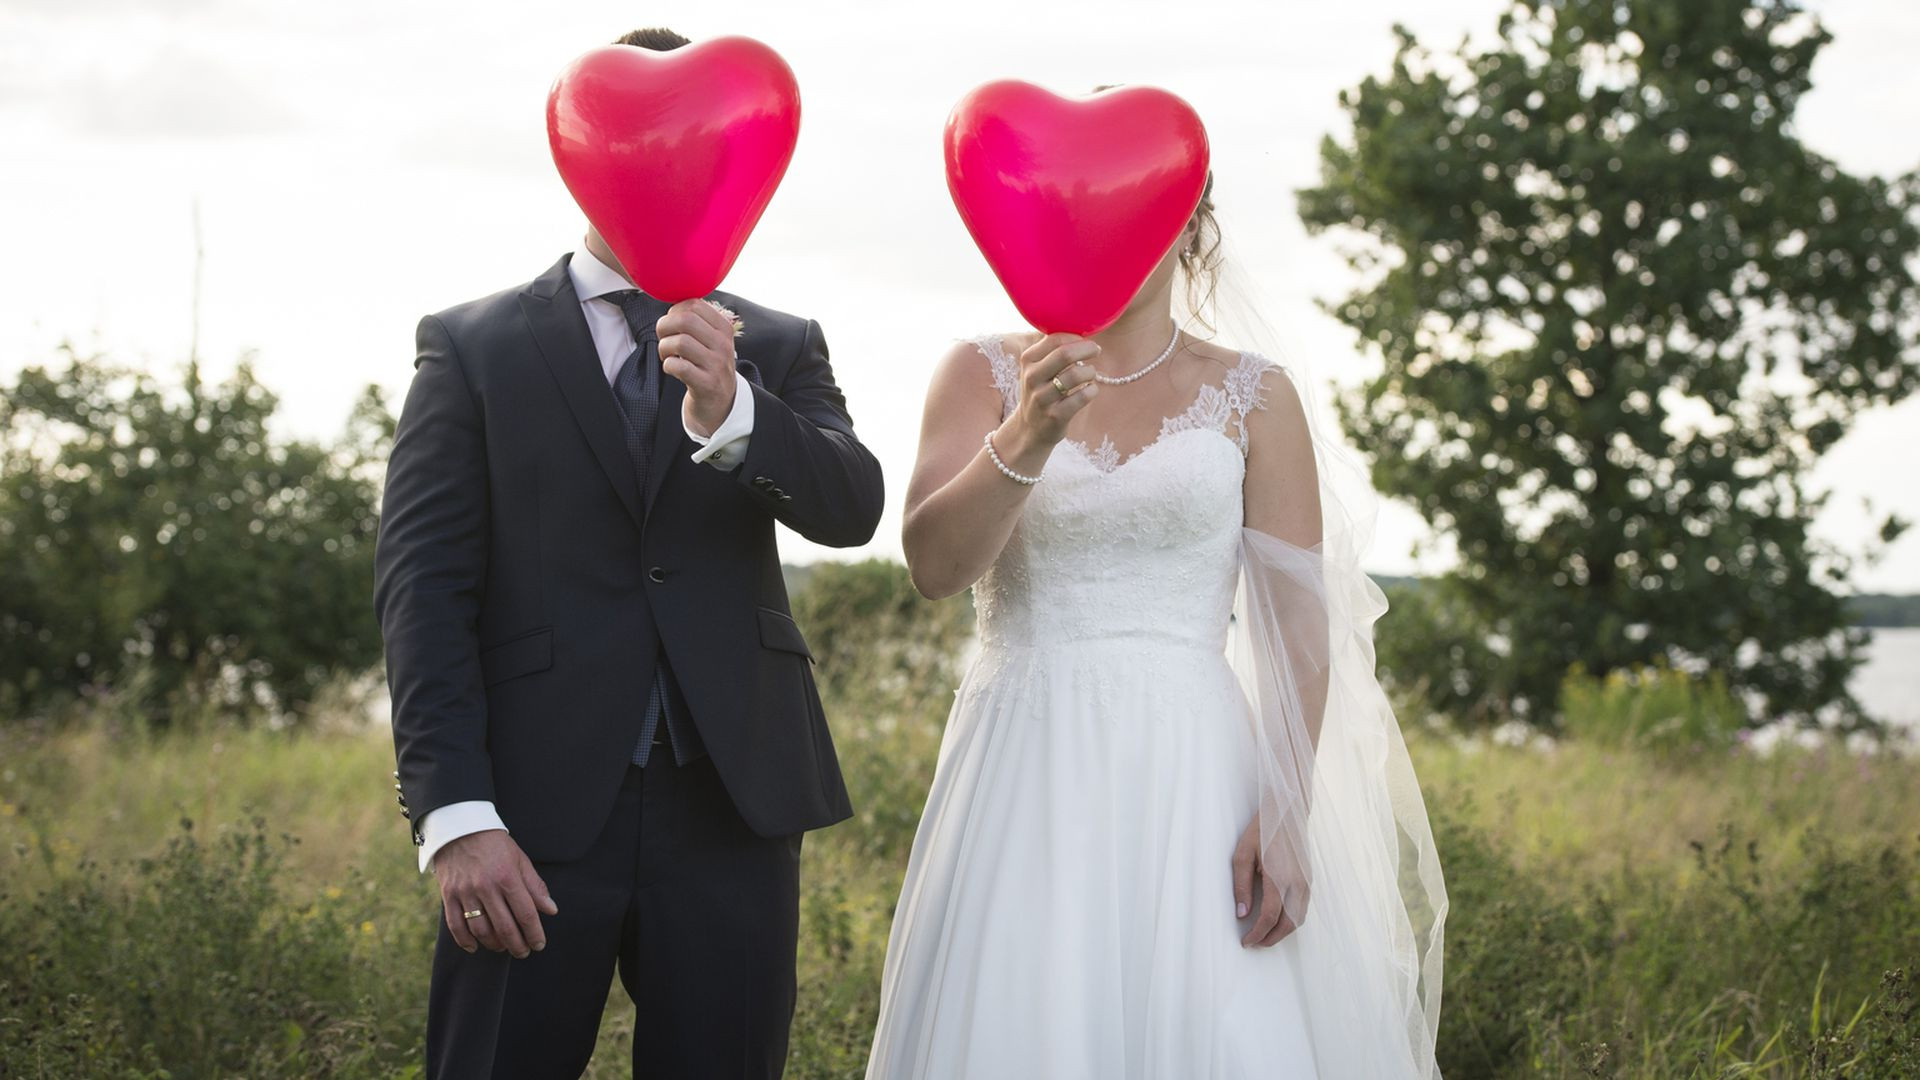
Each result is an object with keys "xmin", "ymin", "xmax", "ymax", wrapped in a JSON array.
[
  {"xmin": 1375, "ymin": 577, "xmax": 1515, "ymax": 727},
  {"xmin": 1429, "ymin": 795, "xmax": 1600, "ymax": 1076},
  {"xmin": 1526, "ymin": 826, "xmax": 1919, "ymax": 1077},
  {"xmin": 1559, "ymin": 660, "xmax": 1750, "ymax": 756},
  {"xmin": 0, "ymin": 351, "xmax": 392, "ymax": 724},
  {"xmin": 789, "ymin": 558, "xmax": 972, "ymax": 707},
  {"xmin": 0, "ymin": 815, "xmax": 428, "ymax": 1078}
]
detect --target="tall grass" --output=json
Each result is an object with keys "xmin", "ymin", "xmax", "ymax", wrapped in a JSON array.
[{"xmin": 3, "ymin": 631, "xmax": 1917, "ymax": 1076}]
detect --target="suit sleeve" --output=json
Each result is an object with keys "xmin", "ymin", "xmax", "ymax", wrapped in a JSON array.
[
  {"xmin": 734, "ymin": 318, "xmax": 885, "ymax": 547},
  {"xmin": 374, "ymin": 315, "xmax": 496, "ymax": 842}
]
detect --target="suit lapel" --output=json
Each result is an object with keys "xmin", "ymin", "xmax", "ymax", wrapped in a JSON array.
[{"xmin": 517, "ymin": 256, "xmax": 647, "ymax": 534}]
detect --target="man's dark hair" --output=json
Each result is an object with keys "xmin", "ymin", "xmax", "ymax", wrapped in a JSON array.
[{"xmin": 615, "ymin": 27, "xmax": 691, "ymax": 51}]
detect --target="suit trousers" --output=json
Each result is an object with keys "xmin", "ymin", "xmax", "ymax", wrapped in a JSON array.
[{"xmin": 425, "ymin": 743, "xmax": 804, "ymax": 1079}]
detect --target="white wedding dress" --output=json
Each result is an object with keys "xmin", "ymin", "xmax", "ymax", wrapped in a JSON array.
[{"xmin": 867, "ymin": 336, "xmax": 1444, "ymax": 1079}]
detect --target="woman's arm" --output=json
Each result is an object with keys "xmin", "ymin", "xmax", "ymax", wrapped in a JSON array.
[
  {"xmin": 1240, "ymin": 365, "xmax": 1330, "ymax": 748},
  {"xmin": 1242, "ymin": 366, "xmax": 1323, "ymax": 551},
  {"xmin": 1232, "ymin": 365, "xmax": 1331, "ymax": 948},
  {"xmin": 901, "ymin": 334, "xmax": 1101, "ymax": 599}
]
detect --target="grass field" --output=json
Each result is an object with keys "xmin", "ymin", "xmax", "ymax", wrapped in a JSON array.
[{"xmin": 3, "ymin": 669, "xmax": 1918, "ymax": 1077}]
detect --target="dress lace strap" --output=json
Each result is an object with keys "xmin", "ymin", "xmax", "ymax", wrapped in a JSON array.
[
  {"xmin": 970, "ymin": 335, "xmax": 1021, "ymax": 418},
  {"xmin": 1224, "ymin": 352, "xmax": 1280, "ymax": 456}
]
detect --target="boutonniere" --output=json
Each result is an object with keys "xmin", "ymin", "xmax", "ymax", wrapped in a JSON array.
[{"xmin": 707, "ymin": 301, "xmax": 746, "ymax": 339}]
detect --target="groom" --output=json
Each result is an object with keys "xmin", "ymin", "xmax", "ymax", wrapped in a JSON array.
[{"xmin": 373, "ymin": 26, "xmax": 883, "ymax": 1078}]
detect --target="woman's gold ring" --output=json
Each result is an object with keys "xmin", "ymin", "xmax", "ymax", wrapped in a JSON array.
[{"xmin": 1052, "ymin": 375, "xmax": 1069, "ymax": 397}]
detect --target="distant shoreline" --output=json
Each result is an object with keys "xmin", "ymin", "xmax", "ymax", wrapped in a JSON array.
[{"xmin": 1848, "ymin": 594, "xmax": 1920, "ymax": 629}]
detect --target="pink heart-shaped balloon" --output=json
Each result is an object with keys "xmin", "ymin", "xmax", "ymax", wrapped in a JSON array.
[
  {"xmin": 945, "ymin": 81, "xmax": 1211, "ymax": 336},
  {"xmin": 547, "ymin": 37, "xmax": 800, "ymax": 301}
]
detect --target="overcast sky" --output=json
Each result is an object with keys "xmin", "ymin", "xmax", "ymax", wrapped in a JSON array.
[{"xmin": 3, "ymin": 0, "xmax": 1916, "ymax": 589}]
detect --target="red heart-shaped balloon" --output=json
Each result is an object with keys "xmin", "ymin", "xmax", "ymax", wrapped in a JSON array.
[
  {"xmin": 945, "ymin": 81, "xmax": 1211, "ymax": 336},
  {"xmin": 547, "ymin": 37, "xmax": 800, "ymax": 301}
]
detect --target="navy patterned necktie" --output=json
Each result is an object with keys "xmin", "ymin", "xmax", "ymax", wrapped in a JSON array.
[{"xmin": 605, "ymin": 290, "xmax": 662, "ymax": 494}]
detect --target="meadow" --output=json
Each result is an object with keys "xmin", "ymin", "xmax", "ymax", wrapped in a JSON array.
[{"xmin": 2, "ymin": 570, "xmax": 1918, "ymax": 1078}]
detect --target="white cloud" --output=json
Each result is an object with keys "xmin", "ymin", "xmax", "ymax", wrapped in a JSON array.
[
  {"xmin": 63, "ymin": 45, "xmax": 300, "ymax": 137},
  {"xmin": 0, "ymin": 0, "xmax": 1915, "ymax": 590}
]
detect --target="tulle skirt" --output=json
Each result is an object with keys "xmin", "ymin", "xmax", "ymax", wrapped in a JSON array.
[{"xmin": 865, "ymin": 636, "xmax": 1321, "ymax": 1079}]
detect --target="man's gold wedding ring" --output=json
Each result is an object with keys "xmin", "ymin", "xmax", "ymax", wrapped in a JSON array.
[{"xmin": 462, "ymin": 909, "xmax": 484, "ymax": 920}]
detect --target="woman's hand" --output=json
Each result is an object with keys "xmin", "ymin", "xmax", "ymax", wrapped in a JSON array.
[
  {"xmin": 1232, "ymin": 814, "xmax": 1310, "ymax": 948},
  {"xmin": 993, "ymin": 334, "xmax": 1103, "ymax": 471},
  {"xmin": 900, "ymin": 335, "xmax": 1101, "ymax": 599}
]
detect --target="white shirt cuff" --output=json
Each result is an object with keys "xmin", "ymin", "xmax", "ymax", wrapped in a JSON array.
[
  {"xmin": 418, "ymin": 800, "xmax": 508, "ymax": 873},
  {"xmin": 686, "ymin": 370, "xmax": 755, "ymax": 470}
]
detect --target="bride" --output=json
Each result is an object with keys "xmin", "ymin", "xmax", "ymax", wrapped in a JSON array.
[{"xmin": 866, "ymin": 170, "xmax": 1448, "ymax": 1078}]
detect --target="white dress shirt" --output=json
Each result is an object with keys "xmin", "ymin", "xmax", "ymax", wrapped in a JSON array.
[{"xmin": 413, "ymin": 245, "xmax": 756, "ymax": 873}]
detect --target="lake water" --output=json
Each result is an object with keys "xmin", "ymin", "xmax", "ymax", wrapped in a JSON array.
[{"xmin": 1856, "ymin": 627, "xmax": 1920, "ymax": 732}]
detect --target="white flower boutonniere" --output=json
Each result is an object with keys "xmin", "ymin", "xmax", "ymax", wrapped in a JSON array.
[{"xmin": 707, "ymin": 301, "xmax": 746, "ymax": 339}]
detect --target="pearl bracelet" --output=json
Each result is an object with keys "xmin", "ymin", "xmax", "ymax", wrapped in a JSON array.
[{"xmin": 984, "ymin": 431, "xmax": 1042, "ymax": 486}]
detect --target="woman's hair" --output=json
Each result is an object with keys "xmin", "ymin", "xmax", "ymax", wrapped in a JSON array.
[{"xmin": 1178, "ymin": 170, "xmax": 1223, "ymax": 333}]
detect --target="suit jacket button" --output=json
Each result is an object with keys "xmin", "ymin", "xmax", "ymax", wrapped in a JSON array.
[
  {"xmin": 753, "ymin": 476, "xmax": 773, "ymax": 489},
  {"xmin": 648, "ymin": 566, "xmax": 667, "ymax": 584}
]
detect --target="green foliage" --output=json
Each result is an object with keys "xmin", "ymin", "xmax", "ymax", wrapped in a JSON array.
[
  {"xmin": 1428, "ymin": 796, "xmax": 1597, "ymax": 1074},
  {"xmin": 790, "ymin": 559, "xmax": 972, "ymax": 863},
  {"xmin": 5, "ymin": 580, "xmax": 1918, "ymax": 1078},
  {"xmin": 1528, "ymin": 827, "xmax": 1919, "ymax": 1078},
  {"xmin": 0, "ymin": 815, "xmax": 426, "ymax": 1078},
  {"xmin": 0, "ymin": 349, "xmax": 393, "ymax": 723},
  {"xmin": 1299, "ymin": 0, "xmax": 1920, "ymax": 727},
  {"xmin": 789, "ymin": 558, "xmax": 973, "ymax": 708},
  {"xmin": 7, "ymin": 715, "xmax": 1918, "ymax": 1079},
  {"xmin": 1377, "ymin": 577, "xmax": 1511, "ymax": 725},
  {"xmin": 1430, "ymin": 801, "xmax": 1920, "ymax": 1078},
  {"xmin": 782, "ymin": 561, "xmax": 971, "ymax": 1076},
  {"xmin": 1559, "ymin": 659, "xmax": 1748, "ymax": 754}
]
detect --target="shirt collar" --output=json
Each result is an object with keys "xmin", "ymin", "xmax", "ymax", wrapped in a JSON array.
[{"xmin": 568, "ymin": 243, "xmax": 634, "ymax": 304}]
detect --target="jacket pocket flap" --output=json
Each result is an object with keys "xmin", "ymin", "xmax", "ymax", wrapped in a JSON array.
[
  {"xmin": 480, "ymin": 627, "xmax": 553, "ymax": 687},
  {"xmin": 757, "ymin": 607, "xmax": 813, "ymax": 661}
]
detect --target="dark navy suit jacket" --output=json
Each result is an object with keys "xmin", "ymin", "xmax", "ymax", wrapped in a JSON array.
[{"xmin": 374, "ymin": 254, "xmax": 884, "ymax": 862}]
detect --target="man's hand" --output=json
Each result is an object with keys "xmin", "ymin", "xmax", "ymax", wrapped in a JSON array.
[
  {"xmin": 657, "ymin": 299, "xmax": 739, "ymax": 437},
  {"xmin": 434, "ymin": 829, "xmax": 558, "ymax": 958},
  {"xmin": 1231, "ymin": 815, "xmax": 1310, "ymax": 948}
]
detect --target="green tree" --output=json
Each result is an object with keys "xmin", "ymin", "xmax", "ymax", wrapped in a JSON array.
[
  {"xmin": 1300, "ymin": 0, "xmax": 1920, "ymax": 727},
  {"xmin": 0, "ymin": 348, "xmax": 393, "ymax": 722}
]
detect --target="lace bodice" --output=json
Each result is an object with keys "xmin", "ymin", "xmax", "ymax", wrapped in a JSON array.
[{"xmin": 970, "ymin": 334, "xmax": 1279, "ymax": 653}]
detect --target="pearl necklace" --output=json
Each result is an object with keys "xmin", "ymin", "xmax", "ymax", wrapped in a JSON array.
[{"xmin": 1091, "ymin": 323, "xmax": 1182, "ymax": 386}]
